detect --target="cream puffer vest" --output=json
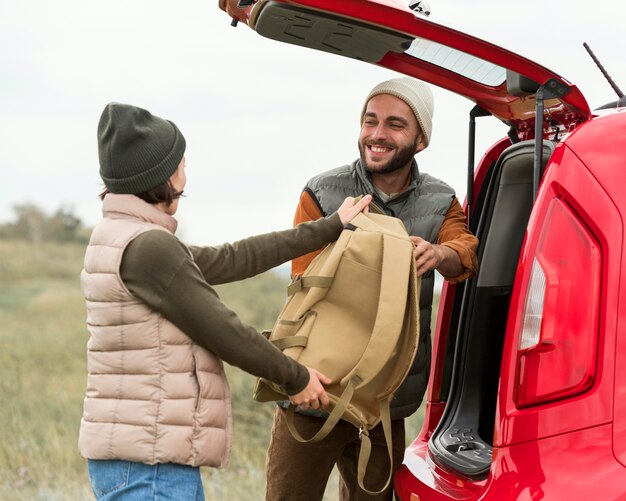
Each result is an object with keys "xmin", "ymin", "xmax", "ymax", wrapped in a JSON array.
[{"xmin": 78, "ymin": 194, "xmax": 232, "ymax": 468}]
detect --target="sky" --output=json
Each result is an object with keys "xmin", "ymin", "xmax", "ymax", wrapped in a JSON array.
[{"xmin": 2, "ymin": 0, "xmax": 625, "ymax": 245}]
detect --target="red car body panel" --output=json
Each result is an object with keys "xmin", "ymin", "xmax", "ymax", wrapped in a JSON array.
[
  {"xmin": 497, "ymin": 130, "xmax": 621, "ymax": 447},
  {"xmin": 396, "ymin": 424, "xmax": 624, "ymax": 500}
]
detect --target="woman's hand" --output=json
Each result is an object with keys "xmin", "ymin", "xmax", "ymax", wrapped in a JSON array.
[
  {"xmin": 289, "ymin": 367, "xmax": 332, "ymax": 410},
  {"xmin": 337, "ymin": 195, "xmax": 372, "ymax": 225}
]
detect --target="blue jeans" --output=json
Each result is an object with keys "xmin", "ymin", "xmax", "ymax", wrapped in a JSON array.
[{"xmin": 87, "ymin": 460, "xmax": 205, "ymax": 500}]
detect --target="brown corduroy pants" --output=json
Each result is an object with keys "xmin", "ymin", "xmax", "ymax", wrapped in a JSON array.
[{"xmin": 264, "ymin": 406, "xmax": 405, "ymax": 501}]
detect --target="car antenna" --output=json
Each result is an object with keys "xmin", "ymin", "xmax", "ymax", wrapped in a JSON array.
[{"xmin": 583, "ymin": 42, "xmax": 626, "ymax": 107}]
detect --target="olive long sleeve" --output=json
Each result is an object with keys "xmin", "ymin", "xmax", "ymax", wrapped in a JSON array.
[{"xmin": 119, "ymin": 214, "xmax": 344, "ymax": 395}]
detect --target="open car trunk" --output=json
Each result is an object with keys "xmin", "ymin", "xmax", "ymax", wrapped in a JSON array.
[{"xmin": 218, "ymin": 0, "xmax": 595, "ymax": 483}]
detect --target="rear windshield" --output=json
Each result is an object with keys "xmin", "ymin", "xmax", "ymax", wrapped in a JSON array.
[{"xmin": 404, "ymin": 37, "xmax": 506, "ymax": 86}]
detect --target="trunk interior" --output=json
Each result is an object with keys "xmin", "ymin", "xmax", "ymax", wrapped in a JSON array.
[{"xmin": 428, "ymin": 139, "xmax": 555, "ymax": 478}]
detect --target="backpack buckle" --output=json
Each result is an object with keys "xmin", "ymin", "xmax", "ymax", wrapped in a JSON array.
[{"xmin": 287, "ymin": 275, "xmax": 302, "ymax": 296}]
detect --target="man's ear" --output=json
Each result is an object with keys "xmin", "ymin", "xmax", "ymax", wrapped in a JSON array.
[{"xmin": 414, "ymin": 133, "xmax": 427, "ymax": 154}]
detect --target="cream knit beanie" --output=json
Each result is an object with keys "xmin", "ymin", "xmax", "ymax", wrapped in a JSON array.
[{"xmin": 361, "ymin": 77, "xmax": 434, "ymax": 147}]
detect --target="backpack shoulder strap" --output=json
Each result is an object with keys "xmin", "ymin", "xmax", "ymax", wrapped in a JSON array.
[
  {"xmin": 357, "ymin": 397, "xmax": 394, "ymax": 494},
  {"xmin": 341, "ymin": 220, "xmax": 414, "ymax": 390},
  {"xmin": 286, "ymin": 393, "xmax": 395, "ymax": 495}
]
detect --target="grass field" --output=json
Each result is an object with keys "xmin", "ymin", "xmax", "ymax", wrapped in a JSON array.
[{"xmin": 0, "ymin": 240, "xmax": 425, "ymax": 500}]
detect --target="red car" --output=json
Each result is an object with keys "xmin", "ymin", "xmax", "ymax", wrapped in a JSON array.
[{"xmin": 219, "ymin": 1, "xmax": 626, "ymax": 498}]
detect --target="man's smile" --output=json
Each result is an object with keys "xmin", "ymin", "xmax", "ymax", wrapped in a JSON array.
[
  {"xmin": 369, "ymin": 145, "xmax": 392, "ymax": 153},
  {"xmin": 365, "ymin": 141, "xmax": 396, "ymax": 158}
]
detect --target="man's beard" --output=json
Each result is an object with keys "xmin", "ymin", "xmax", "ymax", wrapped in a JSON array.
[{"xmin": 359, "ymin": 140, "xmax": 417, "ymax": 175}]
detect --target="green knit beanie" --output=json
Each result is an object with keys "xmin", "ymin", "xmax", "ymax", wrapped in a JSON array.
[{"xmin": 97, "ymin": 103, "xmax": 186, "ymax": 194}]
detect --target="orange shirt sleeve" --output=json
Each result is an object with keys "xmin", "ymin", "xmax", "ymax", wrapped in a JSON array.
[
  {"xmin": 437, "ymin": 197, "xmax": 479, "ymax": 283},
  {"xmin": 291, "ymin": 190, "xmax": 326, "ymax": 278}
]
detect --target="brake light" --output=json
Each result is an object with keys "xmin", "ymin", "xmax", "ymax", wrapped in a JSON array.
[{"xmin": 516, "ymin": 199, "xmax": 600, "ymax": 407}]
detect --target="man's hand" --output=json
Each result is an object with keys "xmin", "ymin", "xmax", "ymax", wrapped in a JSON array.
[
  {"xmin": 411, "ymin": 236, "xmax": 463, "ymax": 278},
  {"xmin": 289, "ymin": 367, "xmax": 332, "ymax": 411},
  {"xmin": 337, "ymin": 195, "xmax": 372, "ymax": 225}
]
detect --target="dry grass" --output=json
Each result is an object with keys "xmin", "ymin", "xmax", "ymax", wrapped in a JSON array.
[{"xmin": 0, "ymin": 240, "xmax": 424, "ymax": 500}]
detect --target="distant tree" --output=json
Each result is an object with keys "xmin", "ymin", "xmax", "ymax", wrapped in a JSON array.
[
  {"xmin": 10, "ymin": 204, "xmax": 46, "ymax": 244},
  {"xmin": 46, "ymin": 206, "xmax": 83, "ymax": 242},
  {"xmin": 0, "ymin": 203, "xmax": 88, "ymax": 243}
]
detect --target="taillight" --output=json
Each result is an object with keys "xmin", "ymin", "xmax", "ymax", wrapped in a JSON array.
[
  {"xmin": 518, "ymin": 259, "xmax": 546, "ymax": 351},
  {"xmin": 516, "ymin": 199, "xmax": 601, "ymax": 407}
]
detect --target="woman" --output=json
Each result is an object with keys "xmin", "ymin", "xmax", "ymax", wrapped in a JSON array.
[{"xmin": 79, "ymin": 103, "xmax": 371, "ymax": 500}]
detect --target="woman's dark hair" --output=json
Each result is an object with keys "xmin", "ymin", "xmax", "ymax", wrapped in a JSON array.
[{"xmin": 99, "ymin": 180, "xmax": 184, "ymax": 205}]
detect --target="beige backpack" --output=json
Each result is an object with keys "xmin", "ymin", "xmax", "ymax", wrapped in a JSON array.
[{"xmin": 254, "ymin": 211, "xmax": 420, "ymax": 494}]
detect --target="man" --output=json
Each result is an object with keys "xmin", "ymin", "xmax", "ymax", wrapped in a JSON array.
[{"xmin": 265, "ymin": 77, "xmax": 478, "ymax": 500}]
